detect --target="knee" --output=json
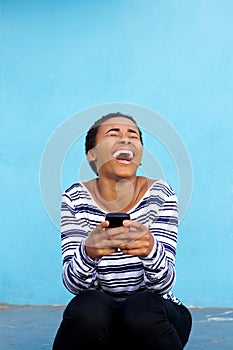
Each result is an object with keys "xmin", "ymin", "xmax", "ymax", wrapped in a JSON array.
[
  {"xmin": 63, "ymin": 290, "xmax": 116, "ymax": 330},
  {"xmin": 119, "ymin": 292, "xmax": 166, "ymax": 332},
  {"xmin": 53, "ymin": 291, "xmax": 116, "ymax": 348}
]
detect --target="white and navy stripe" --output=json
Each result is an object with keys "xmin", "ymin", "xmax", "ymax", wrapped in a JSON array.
[{"xmin": 60, "ymin": 179, "xmax": 181, "ymax": 304}]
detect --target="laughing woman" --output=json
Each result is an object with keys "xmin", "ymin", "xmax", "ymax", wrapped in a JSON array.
[{"xmin": 52, "ymin": 112, "xmax": 192, "ymax": 350}]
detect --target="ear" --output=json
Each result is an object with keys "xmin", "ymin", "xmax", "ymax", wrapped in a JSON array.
[{"xmin": 87, "ymin": 149, "xmax": 97, "ymax": 162}]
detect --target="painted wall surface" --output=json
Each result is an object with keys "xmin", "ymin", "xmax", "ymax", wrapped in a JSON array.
[{"xmin": 0, "ymin": 0, "xmax": 232, "ymax": 307}]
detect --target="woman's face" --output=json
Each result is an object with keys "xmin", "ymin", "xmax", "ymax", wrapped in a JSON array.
[{"xmin": 88, "ymin": 117, "xmax": 143, "ymax": 179}]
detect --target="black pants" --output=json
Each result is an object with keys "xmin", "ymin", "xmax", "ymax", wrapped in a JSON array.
[{"xmin": 52, "ymin": 290, "xmax": 192, "ymax": 350}]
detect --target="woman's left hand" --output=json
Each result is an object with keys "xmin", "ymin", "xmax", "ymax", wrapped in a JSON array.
[{"xmin": 108, "ymin": 220, "xmax": 155, "ymax": 257}]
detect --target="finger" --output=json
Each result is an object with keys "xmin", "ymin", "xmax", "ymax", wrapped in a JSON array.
[
  {"xmin": 94, "ymin": 221, "xmax": 109, "ymax": 234},
  {"xmin": 105, "ymin": 226, "xmax": 129, "ymax": 237},
  {"xmin": 120, "ymin": 248, "xmax": 143, "ymax": 256},
  {"xmin": 104, "ymin": 220, "xmax": 110, "ymax": 228},
  {"xmin": 123, "ymin": 220, "xmax": 144, "ymax": 229},
  {"xmin": 101, "ymin": 220, "xmax": 109, "ymax": 228},
  {"xmin": 94, "ymin": 226, "xmax": 104, "ymax": 234},
  {"xmin": 122, "ymin": 219, "xmax": 132, "ymax": 227},
  {"xmin": 120, "ymin": 238, "xmax": 140, "ymax": 248},
  {"xmin": 109, "ymin": 236, "xmax": 140, "ymax": 248},
  {"xmin": 109, "ymin": 231, "xmax": 138, "ymax": 242}
]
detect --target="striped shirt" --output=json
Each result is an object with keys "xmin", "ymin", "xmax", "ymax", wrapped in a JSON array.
[{"xmin": 61, "ymin": 178, "xmax": 181, "ymax": 304}]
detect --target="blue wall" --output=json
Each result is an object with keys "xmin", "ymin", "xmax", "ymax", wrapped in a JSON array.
[{"xmin": 0, "ymin": 0, "xmax": 232, "ymax": 307}]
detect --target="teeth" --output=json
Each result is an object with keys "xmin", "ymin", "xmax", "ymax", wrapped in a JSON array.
[{"xmin": 113, "ymin": 149, "xmax": 134, "ymax": 160}]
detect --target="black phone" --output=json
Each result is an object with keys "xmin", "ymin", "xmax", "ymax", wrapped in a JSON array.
[{"xmin": 105, "ymin": 212, "xmax": 130, "ymax": 228}]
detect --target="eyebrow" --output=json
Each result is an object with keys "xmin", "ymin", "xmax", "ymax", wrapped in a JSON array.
[{"xmin": 105, "ymin": 128, "xmax": 139, "ymax": 135}]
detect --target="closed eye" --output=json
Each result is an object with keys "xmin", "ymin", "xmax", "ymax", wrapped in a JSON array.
[
  {"xmin": 105, "ymin": 127, "xmax": 140, "ymax": 139},
  {"xmin": 130, "ymin": 134, "xmax": 140, "ymax": 139},
  {"xmin": 105, "ymin": 128, "xmax": 120, "ymax": 136},
  {"xmin": 128, "ymin": 129, "xmax": 140, "ymax": 139}
]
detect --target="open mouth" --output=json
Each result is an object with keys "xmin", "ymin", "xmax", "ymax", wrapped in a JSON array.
[{"xmin": 112, "ymin": 149, "xmax": 134, "ymax": 164}]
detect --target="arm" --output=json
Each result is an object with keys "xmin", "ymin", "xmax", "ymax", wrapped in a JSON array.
[
  {"xmin": 61, "ymin": 193, "xmax": 99, "ymax": 294},
  {"xmin": 139, "ymin": 193, "xmax": 178, "ymax": 294}
]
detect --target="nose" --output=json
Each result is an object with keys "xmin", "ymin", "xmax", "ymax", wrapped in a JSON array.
[{"xmin": 119, "ymin": 137, "xmax": 131, "ymax": 145}]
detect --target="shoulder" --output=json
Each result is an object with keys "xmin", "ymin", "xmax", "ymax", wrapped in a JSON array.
[
  {"xmin": 62, "ymin": 182, "xmax": 91, "ymax": 204},
  {"xmin": 149, "ymin": 178, "xmax": 177, "ymax": 201},
  {"xmin": 64, "ymin": 182, "xmax": 83, "ymax": 196}
]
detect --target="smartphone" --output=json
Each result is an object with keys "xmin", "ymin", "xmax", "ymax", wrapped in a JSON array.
[{"xmin": 105, "ymin": 212, "xmax": 130, "ymax": 228}]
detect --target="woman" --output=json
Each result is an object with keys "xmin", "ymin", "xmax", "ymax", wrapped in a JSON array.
[{"xmin": 52, "ymin": 112, "xmax": 192, "ymax": 350}]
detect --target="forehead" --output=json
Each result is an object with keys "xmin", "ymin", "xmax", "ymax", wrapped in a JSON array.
[{"xmin": 100, "ymin": 117, "xmax": 138, "ymax": 129}]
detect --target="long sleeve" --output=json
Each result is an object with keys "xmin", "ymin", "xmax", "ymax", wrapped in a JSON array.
[
  {"xmin": 139, "ymin": 193, "xmax": 178, "ymax": 295},
  {"xmin": 61, "ymin": 192, "xmax": 99, "ymax": 294}
]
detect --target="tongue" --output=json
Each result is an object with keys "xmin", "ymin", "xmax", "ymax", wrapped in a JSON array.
[{"xmin": 116, "ymin": 152, "xmax": 131, "ymax": 161}]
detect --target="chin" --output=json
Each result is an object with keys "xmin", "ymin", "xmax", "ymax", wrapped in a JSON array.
[
  {"xmin": 114, "ymin": 169, "xmax": 137, "ymax": 179},
  {"xmin": 98, "ymin": 162, "xmax": 138, "ymax": 179}
]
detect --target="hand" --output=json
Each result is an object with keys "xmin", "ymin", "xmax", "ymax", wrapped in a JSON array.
[
  {"xmin": 85, "ymin": 221, "xmax": 129, "ymax": 260},
  {"xmin": 108, "ymin": 220, "xmax": 155, "ymax": 257}
]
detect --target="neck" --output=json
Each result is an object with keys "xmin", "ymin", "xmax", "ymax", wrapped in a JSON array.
[{"xmin": 95, "ymin": 176, "xmax": 137, "ymax": 212}]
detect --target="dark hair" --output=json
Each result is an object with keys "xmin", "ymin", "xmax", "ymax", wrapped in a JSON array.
[{"xmin": 85, "ymin": 112, "xmax": 143, "ymax": 174}]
